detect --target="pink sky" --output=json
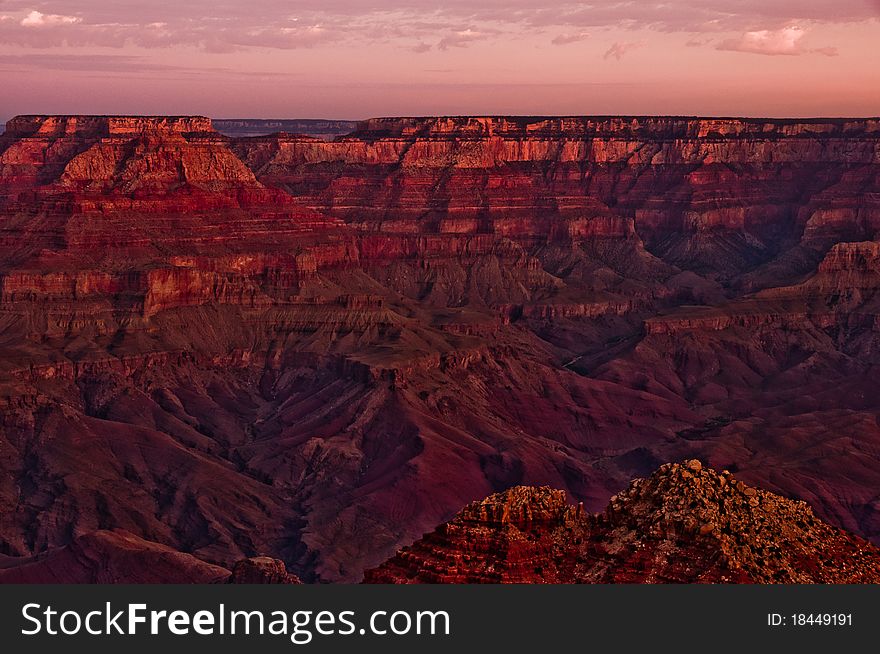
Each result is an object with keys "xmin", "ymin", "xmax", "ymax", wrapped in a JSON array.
[{"xmin": 0, "ymin": 1, "xmax": 878, "ymax": 119}]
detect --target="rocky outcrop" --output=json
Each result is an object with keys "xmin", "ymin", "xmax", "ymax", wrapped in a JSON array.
[
  {"xmin": 365, "ymin": 461, "xmax": 880, "ymax": 584},
  {"xmin": 227, "ymin": 557, "xmax": 302, "ymax": 584},
  {"xmin": 363, "ymin": 486, "xmax": 590, "ymax": 583},
  {"xmin": 214, "ymin": 119, "xmax": 357, "ymax": 139},
  {"xmin": 5, "ymin": 115, "xmax": 215, "ymax": 138},
  {"xmin": 595, "ymin": 460, "xmax": 880, "ymax": 583},
  {"xmin": 813, "ymin": 241, "xmax": 880, "ymax": 286},
  {"xmin": 352, "ymin": 116, "xmax": 880, "ymax": 139}
]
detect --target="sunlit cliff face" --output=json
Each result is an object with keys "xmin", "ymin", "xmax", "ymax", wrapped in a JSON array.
[{"xmin": 0, "ymin": 1, "xmax": 878, "ymax": 118}]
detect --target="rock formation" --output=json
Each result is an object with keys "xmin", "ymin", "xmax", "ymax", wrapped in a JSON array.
[
  {"xmin": 214, "ymin": 119, "xmax": 358, "ymax": 139},
  {"xmin": 227, "ymin": 557, "xmax": 302, "ymax": 584},
  {"xmin": 1, "ymin": 114, "xmax": 879, "ymax": 583},
  {"xmin": 365, "ymin": 461, "xmax": 880, "ymax": 584}
]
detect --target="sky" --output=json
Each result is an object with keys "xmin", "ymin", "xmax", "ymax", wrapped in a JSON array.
[{"xmin": 0, "ymin": 1, "xmax": 878, "ymax": 119}]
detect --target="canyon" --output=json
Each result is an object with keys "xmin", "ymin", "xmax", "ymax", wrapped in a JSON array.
[{"xmin": 0, "ymin": 114, "xmax": 878, "ymax": 583}]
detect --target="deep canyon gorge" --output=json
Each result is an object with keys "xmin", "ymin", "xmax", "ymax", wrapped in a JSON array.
[{"xmin": 0, "ymin": 114, "xmax": 879, "ymax": 582}]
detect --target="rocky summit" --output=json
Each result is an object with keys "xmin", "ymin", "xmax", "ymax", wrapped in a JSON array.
[
  {"xmin": 1, "ymin": 114, "xmax": 880, "ymax": 582},
  {"xmin": 365, "ymin": 461, "xmax": 880, "ymax": 584}
]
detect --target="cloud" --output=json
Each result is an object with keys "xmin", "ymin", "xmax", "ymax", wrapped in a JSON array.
[
  {"xmin": 0, "ymin": 53, "xmax": 304, "ymax": 81},
  {"xmin": 603, "ymin": 41, "xmax": 643, "ymax": 61},
  {"xmin": 812, "ymin": 46, "xmax": 839, "ymax": 56},
  {"xmin": 0, "ymin": 53, "xmax": 195, "ymax": 72},
  {"xmin": 551, "ymin": 32, "xmax": 589, "ymax": 46},
  {"xmin": 459, "ymin": 0, "xmax": 880, "ymax": 33},
  {"xmin": 0, "ymin": 9, "xmax": 343, "ymax": 50},
  {"xmin": 438, "ymin": 29, "xmax": 486, "ymax": 50},
  {"xmin": 716, "ymin": 26, "xmax": 838, "ymax": 56},
  {"xmin": 0, "ymin": 2, "xmax": 871, "ymax": 54},
  {"xmin": 231, "ymin": 24, "xmax": 341, "ymax": 50},
  {"xmin": 20, "ymin": 10, "xmax": 80, "ymax": 27}
]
